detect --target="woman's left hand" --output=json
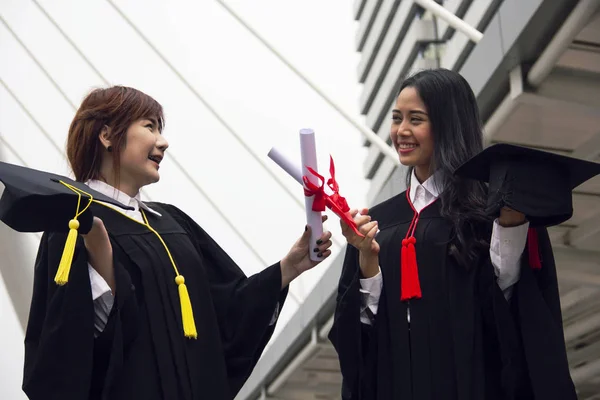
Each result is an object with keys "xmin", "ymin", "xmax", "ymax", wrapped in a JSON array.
[
  {"xmin": 280, "ymin": 215, "xmax": 333, "ymax": 288},
  {"xmin": 498, "ymin": 206, "xmax": 527, "ymax": 227}
]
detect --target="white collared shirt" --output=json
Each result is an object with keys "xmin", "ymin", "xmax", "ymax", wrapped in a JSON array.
[
  {"xmin": 359, "ymin": 170, "xmax": 529, "ymax": 325},
  {"xmin": 86, "ymin": 180, "xmax": 161, "ymax": 223},
  {"xmin": 86, "ymin": 180, "xmax": 161, "ymax": 301},
  {"xmin": 85, "ymin": 180, "xmax": 162, "ymax": 335}
]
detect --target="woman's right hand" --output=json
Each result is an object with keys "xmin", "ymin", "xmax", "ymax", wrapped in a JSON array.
[
  {"xmin": 340, "ymin": 208, "xmax": 380, "ymax": 278},
  {"xmin": 82, "ymin": 217, "xmax": 115, "ymax": 293}
]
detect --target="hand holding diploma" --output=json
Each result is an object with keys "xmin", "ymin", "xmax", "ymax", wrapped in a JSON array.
[
  {"xmin": 340, "ymin": 208, "xmax": 380, "ymax": 279},
  {"xmin": 280, "ymin": 214, "xmax": 333, "ymax": 288},
  {"xmin": 299, "ymin": 129, "xmax": 324, "ymax": 261},
  {"xmin": 268, "ymin": 145, "xmax": 369, "ymax": 239}
]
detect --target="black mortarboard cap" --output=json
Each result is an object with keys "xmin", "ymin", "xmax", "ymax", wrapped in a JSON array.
[
  {"xmin": 0, "ymin": 161, "xmax": 199, "ymax": 338},
  {"xmin": 0, "ymin": 161, "xmax": 133, "ymax": 234},
  {"xmin": 454, "ymin": 143, "xmax": 600, "ymax": 227},
  {"xmin": 0, "ymin": 161, "xmax": 135, "ymax": 286}
]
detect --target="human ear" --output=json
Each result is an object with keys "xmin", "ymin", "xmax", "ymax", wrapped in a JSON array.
[{"xmin": 99, "ymin": 125, "xmax": 112, "ymax": 152}]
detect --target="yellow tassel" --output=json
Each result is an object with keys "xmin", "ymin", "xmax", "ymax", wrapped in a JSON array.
[
  {"xmin": 175, "ymin": 275, "xmax": 197, "ymax": 339},
  {"xmin": 54, "ymin": 219, "xmax": 80, "ymax": 285}
]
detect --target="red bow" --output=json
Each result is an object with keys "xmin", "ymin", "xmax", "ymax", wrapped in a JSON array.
[
  {"xmin": 303, "ymin": 169, "xmax": 327, "ymax": 212},
  {"xmin": 302, "ymin": 156, "xmax": 364, "ymax": 237}
]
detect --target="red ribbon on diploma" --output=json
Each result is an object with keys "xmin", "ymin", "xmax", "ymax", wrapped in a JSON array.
[{"xmin": 302, "ymin": 156, "xmax": 364, "ymax": 237}]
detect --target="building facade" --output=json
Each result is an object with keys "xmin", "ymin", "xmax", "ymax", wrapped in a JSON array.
[{"xmin": 238, "ymin": 1, "xmax": 600, "ymax": 399}]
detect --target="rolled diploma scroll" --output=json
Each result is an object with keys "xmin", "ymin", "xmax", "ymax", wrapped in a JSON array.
[
  {"xmin": 267, "ymin": 147, "xmax": 304, "ymax": 185},
  {"xmin": 267, "ymin": 147, "xmax": 379, "ymax": 236},
  {"xmin": 299, "ymin": 129, "xmax": 324, "ymax": 261}
]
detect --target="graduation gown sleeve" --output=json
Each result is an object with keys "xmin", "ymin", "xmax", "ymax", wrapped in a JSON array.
[
  {"xmin": 514, "ymin": 227, "xmax": 577, "ymax": 399},
  {"xmin": 328, "ymin": 243, "xmax": 378, "ymax": 399},
  {"xmin": 22, "ymin": 231, "xmax": 137, "ymax": 400},
  {"xmin": 160, "ymin": 204, "xmax": 288, "ymax": 394}
]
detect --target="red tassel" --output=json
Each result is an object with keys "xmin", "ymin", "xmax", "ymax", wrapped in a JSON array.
[
  {"xmin": 527, "ymin": 228, "xmax": 542, "ymax": 270},
  {"xmin": 401, "ymin": 239, "xmax": 407, "ymax": 298},
  {"xmin": 401, "ymin": 237, "xmax": 422, "ymax": 300}
]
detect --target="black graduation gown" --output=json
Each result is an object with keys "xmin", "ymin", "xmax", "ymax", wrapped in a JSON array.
[
  {"xmin": 329, "ymin": 191, "xmax": 576, "ymax": 400},
  {"xmin": 22, "ymin": 202, "xmax": 287, "ymax": 400}
]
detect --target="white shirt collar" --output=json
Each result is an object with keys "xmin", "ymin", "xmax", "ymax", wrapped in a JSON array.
[
  {"xmin": 85, "ymin": 180, "xmax": 161, "ymax": 217},
  {"xmin": 409, "ymin": 168, "xmax": 444, "ymax": 204}
]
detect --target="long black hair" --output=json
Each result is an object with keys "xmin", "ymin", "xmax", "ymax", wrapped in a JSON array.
[{"xmin": 400, "ymin": 69, "xmax": 491, "ymax": 268}]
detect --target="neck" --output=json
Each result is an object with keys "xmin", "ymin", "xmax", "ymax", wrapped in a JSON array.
[
  {"xmin": 414, "ymin": 166, "xmax": 432, "ymax": 184},
  {"xmin": 113, "ymin": 181, "xmax": 140, "ymax": 198},
  {"xmin": 98, "ymin": 158, "xmax": 141, "ymax": 197},
  {"xmin": 98, "ymin": 169, "xmax": 139, "ymax": 198}
]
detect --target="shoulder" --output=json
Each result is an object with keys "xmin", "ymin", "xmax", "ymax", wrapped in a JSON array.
[
  {"xmin": 146, "ymin": 202, "xmax": 215, "ymax": 239},
  {"xmin": 368, "ymin": 190, "xmax": 409, "ymax": 222},
  {"xmin": 146, "ymin": 202, "xmax": 184, "ymax": 217},
  {"xmin": 146, "ymin": 201, "xmax": 172, "ymax": 211},
  {"xmin": 146, "ymin": 202, "xmax": 195, "ymax": 228}
]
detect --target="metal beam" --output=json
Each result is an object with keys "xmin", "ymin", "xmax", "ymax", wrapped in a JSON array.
[
  {"xmin": 0, "ymin": 142, "xmax": 35, "ymax": 330},
  {"xmin": 0, "ymin": 78, "xmax": 65, "ymax": 160},
  {"xmin": 104, "ymin": 0, "xmax": 308, "ymax": 210},
  {"xmin": 554, "ymin": 246, "xmax": 600, "ymax": 268},
  {"xmin": 214, "ymin": 0, "xmax": 401, "ymax": 166},
  {"xmin": 485, "ymin": 69, "xmax": 600, "ymax": 147},
  {"xmin": 571, "ymin": 356, "xmax": 600, "ymax": 386},
  {"xmin": 568, "ymin": 334, "xmax": 600, "ymax": 367},
  {"xmin": 560, "ymin": 287, "xmax": 600, "ymax": 313},
  {"xmin": 564, "ymin": 311, "xmax": 600, "ymax": 343},
  {"xmin": 413, "ymin": 0, "xmax": 483, "ymax": 43},
  {"xmin": 483, "ymin": 93, "xmax": 517, "ymax": 145},
  {"xmin": 266, "ymin": 327, "xmax": 320, "ymax": 396},
  {"xmin": 572, "ymin": 130, "xmax": 600, "ymax": 160},
  {"xmin": 483, "ymin": 65, "xmax": 523, "ymax": 144},
  {"xmin": 568, "ymin": 211, "xmax": 600, "ymax": 249},
  {"xmin": 553, "ymin": 246, "xmax": 600, "ymax": 288},
  {"xmin": 527, "ymin": 0, "xmax": 600, "ymax": 87},
  {"xmin": 558, "ymin": 270, "xmax": 600, "ymax": 288}
]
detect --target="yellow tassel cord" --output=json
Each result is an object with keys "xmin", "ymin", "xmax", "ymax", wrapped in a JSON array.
[
  {"xmin": 86, "ymin": 201, "xmax": 198, "ymax": 339},
  {"xmin": 54, "ymin": 182, "xmax": 93, "ymax": 286},
  {"xmin": 140, "ymin": 210, "xmax": 197, "ymax": 339},
  {"xmin": 175, "ymin": 275, "xmax": 198, "ymax": 339}
]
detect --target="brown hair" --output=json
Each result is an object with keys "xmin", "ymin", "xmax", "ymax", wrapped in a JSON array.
[{"xmin": 66, "ymin": 86, "xmax": 164, "ymax": 183}]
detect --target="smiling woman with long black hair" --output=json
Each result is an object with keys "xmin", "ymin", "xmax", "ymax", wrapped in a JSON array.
[{"xmin": 329, "ymin": 69, "xmax": 576, "ymax": 400}]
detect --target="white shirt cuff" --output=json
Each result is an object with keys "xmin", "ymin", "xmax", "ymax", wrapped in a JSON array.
[
  {"xmin": 359, "ymin": 268, "xmax": 383, "ymax": 325},
  {"xmin": 88, "ymin": 263, "xmax": 113, "ymax": 301},
  {"xmin": 490, "ymin": 219, "xmax": 529, "ymax": 297}
]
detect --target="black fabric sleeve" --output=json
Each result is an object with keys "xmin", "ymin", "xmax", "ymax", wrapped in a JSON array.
[
  {"xmin": 161, "ymin": 204, "xmax": 288, "ymax": 396},
  {"xmin": 22, "ymin": 232, "xmax": 95, "ymax": 399},
  {"xmin": 328, "ymin": 244, "xmax": 375, "ymax": 400},
  {"xmin": 514, "ymin": 227, "xmax": 577, "ymax": 399},
  {"xmin": 22, "ymin": 232, "xmax": 136, "ymax": 400}
]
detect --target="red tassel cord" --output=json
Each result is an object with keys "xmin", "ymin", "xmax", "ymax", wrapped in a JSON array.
[
  {"xmin": 400, "ymin": 192, "xmax": 422, "ymax": 301},
  {"xmin": 401, "ymin": 236, "xmax": 422, "ymax": 301},
  {"xmin": 527, "ymin": 227, "xmax": 542, "ymax": 270}
]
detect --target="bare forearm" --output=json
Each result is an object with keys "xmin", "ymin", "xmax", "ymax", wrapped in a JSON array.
[
  {"xmin": 498, "ymin": 207, "xmax": 527, "ymax": 227},
  {"xmin": 280, "ymin": 259, "xmax": 299, "ymax": 289},
  {"xmin": 359, "ymin": 253, "xmax": 380, "ymax": 278},
  {"xmin": 86, "ymin": 244, "xmax": 115, "ymax": 294},
  {"xmin": 82, "ymin": 217, "xmax": 115, "ymax": 294}
]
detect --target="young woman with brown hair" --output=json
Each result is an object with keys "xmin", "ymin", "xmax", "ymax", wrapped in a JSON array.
[{"xmin": 22, "ymin": 86, "xmax": 332, "ymax": 400}]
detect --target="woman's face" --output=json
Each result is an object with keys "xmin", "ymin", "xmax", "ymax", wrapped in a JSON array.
[
  {"xmin": 389, "ymin": 86, "xmax": 434, "ymax": 181},
  {"xmin": 116, "ymin": 118, "xmax": 168, "ymax": 194}
]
